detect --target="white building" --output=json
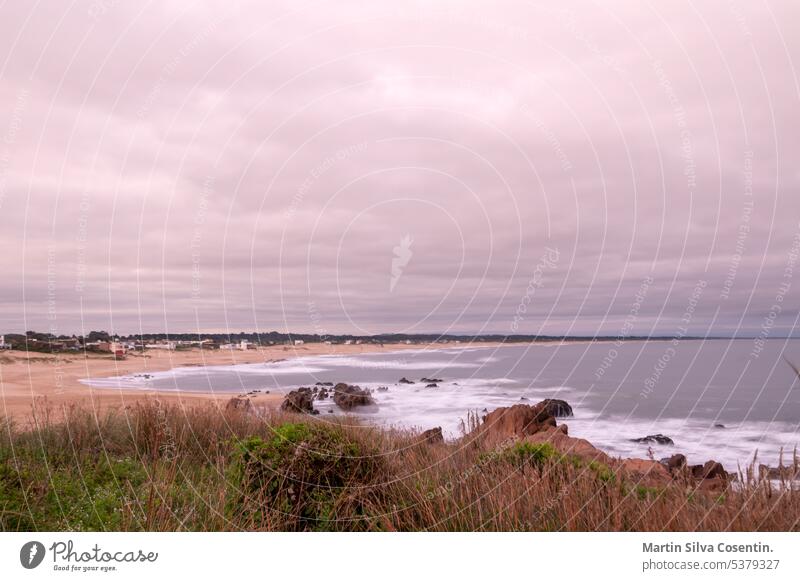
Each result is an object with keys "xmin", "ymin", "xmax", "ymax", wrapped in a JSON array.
[
  {"xmin": 294, "ymin": 339, "xmax": 304, "ymax": 346},
  {"xmin": 0, "ymin": 335, "xmax": 10, "ymax": 349},
  {"xmin": 145, "ymin": 342, "xmax": 176, "ymax": 350}
]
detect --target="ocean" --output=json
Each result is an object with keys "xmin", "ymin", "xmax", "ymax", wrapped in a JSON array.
[{"xmin": 84, "ymin": 338, "xmax": 800, "ymax": 470}]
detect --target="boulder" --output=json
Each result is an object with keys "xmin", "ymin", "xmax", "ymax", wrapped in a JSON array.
[
  {"xmin": 225, "ymin": 396, "xmax": 252, "ymax": 413},
  {"xmin": 690, "ymin": 460, "xmax": 728, "ymax": 480},
  {"xmin": 333, "ymin": 383, "xmax": 375, "ymax": 410},
  {"xmin": 759, "ymin": 464, "xmax": 800, "ymax": 480},
  {"xmin": 661, "ymin": 453, "xmax": 687, "ymax": 473},
  {"xmin": 525, "ymin": 426, "xmax": 612, "ymax": 465},
  {"xmin": 421, "ymin": 377, "xmax": 443, "ymax": 383},
  {"xmin": 315, "ymin": 381, "xmax": 333, "ymax": 387},
  {"xmin": 281, "ymin": 388, "xmax": 317, "ymax": 414},
  {"xmin": 425, "ymin": 383, "xmax": 439, "ymax": 389},
  {"xmin": 399, "ymin": 377, "xmax": 415, "ymax": 384},
  {"xmin": 539, "ymin": 398, "xmax": 574, "ymax": 418},
  {"xmin": 631, "ymin": 434, "xmax": 674, "ymax": 445},
  {"xmin": 475, "ymin": 403, "xmax": 558, "ymax": 441},
  {"xmin": 420, "ymin": 427, "xmax": 444, "ymax": 445}
]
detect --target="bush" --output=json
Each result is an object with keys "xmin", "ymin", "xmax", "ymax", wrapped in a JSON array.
[{"xmin": 229, "ymin": 422, "xmax": 384, "ymax": 530}]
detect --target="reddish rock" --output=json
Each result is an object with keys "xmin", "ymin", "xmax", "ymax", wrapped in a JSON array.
[
  {"xmin": 476, "ymin": 403, "xmax": 557, "ymax": 441},
  {"xmin": 419, "ymin": 427, "xmax": 444, "ymax": 445},
  {"xmin": 225, "ymin": 396, "xmax": 253, "ymax": 413}
]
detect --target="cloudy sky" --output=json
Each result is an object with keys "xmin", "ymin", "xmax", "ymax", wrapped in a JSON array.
[{"xmin": 1, "ymin": 0, "xmax": 798, "ymax": 337}]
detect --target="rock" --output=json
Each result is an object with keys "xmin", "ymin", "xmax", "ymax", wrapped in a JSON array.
[
  {"xmin": 421, "ymin": 377, "xmax": 443, "ymax": 383},
  {"xmin": 714, "ymin": 423, "xmax": 726, "ymax": 429},
  {"xmin": 475, "ymin": 403, "xmax": 558, "ymax": 441},
  {"xmin": 316, "ymin": 387, "xmax": 329, "ymax": 400},
  {"xmin": 631, "ymin": 434, "xmax": 674, "ymax": 445},
  {"xmin": 690, "ymin": 460, "xmax": 728, "ymax": 480},
  {"xmin": 333, "ymin": 383, "xmax": 375, "ymax": 410},
  {"xmin": 225, "ymin": 397, "xmax": 252, "ymax": 413},
  {"xmin": 425, "ymin": 383, "xmax": 439, "ymax": 388},
  {"xmin": 281, "ymin": 388, "xmax": 316, "ymax": 414},
  {"xmin": 759, "ymin": 464, "xmax": 800, "ymax": 480},
  {"xmin": 420, "ymin": 427, "xmax": 444, "ymax": 445},
  {"xmin": 539, "ymin": 398, "xmax": 574, "ymax": 418},
  {"xmin": 399, "ymin": 377, "xmax": 415, "ymax": 384},
  {"xmin": 662, "ymin": 453, "xmax": 687, "ymax": 473},
  {"xmin": 525, "ymin": 426, "xmax": 611, "ymax": 465},
  {"xmin": 377, "ymin": 386, "xmax": 389, "ymax": 392},
  {"xmin": 620, "ymin": 458, "xmax": 671, "ymax": 484},
  {"xmin": 315, "ymin": 381, "xmax": 333, "ymax": 386}
]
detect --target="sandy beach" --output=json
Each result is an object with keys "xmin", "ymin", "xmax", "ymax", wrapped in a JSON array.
[{"xmin": 0, "ymin": 342, "xmax": 503, "ymax": 425}]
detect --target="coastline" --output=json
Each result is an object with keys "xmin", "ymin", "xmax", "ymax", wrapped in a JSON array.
[{"xmin": 0, "ymin": 341, "xmax": 510, "ymax": 424}]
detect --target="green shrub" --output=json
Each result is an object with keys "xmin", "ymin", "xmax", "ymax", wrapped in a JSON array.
[{"xmin": 229, "ymin": 421, "xmax": 383, "ymax": 530}]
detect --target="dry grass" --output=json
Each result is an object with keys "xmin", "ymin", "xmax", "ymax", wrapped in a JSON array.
[{"xmin": 1, "ymin": 402, "xmax": 799, "ymax": 531}]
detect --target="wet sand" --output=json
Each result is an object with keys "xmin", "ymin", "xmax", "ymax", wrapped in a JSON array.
[{"xmin": 0, "ymin": 342, "xmax": 504, "ymax": 425}]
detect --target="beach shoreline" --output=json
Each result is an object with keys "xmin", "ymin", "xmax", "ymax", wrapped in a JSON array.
[{"xmin": 0, "ymin": 341, "xmax": 510, "ymax": 424}]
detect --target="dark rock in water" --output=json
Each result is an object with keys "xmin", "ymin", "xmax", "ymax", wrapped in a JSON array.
[
  {"xmin": 377, "ymin": 386, "xmax": 389, "ymax": 392},
  {"xmin": 520, "ymin": 396, "xmax": 529, "ymax": 401},
  {"xmin": 225, "ymin": 397, "xmax": 252, "ymax": 413},
  {"xmin": 425, "ymin": 383, "xmax": 439, "ymax": 389},
  {"xmin": 661, "ymin": 454, "xmax": 687, "ymax": 473},
  {"xmin": 421, "ymin": 377, "xmax": 443, "ymax": 383},
  {"xmin": 333, "ymin": 383, "xmax": 375, "ymax": 410},
  {"xmin": 538, "ymin": 398, "xmax": 573, "ymax": 418},
  {"xmin": 714, "ymin": 423, "xmax": 726, "ymax": 429},
  {"xmin": 399, "ymin": 377, "xmax": 415, "ymax": 384},
  {"xmin": 315, "ymin": 381, "xmax": 334, "ymax": 386},
  {"xmin": 631, "ymin": 434, "xmax": 674, "ymax": 445},
  {"xmin": 420, "ymin": 427, "xmax": 444, "ymax": 445},
  {"xmin": 316, "ymin": 387, "xmax": 329, "ymax": 400},
  {"xmin": 281, "ymin": 388, "xmax": 316, "ymax": 414},
  {"xmin": 327, "ymin": 409, "xmax": 334, "ymax": 414}
]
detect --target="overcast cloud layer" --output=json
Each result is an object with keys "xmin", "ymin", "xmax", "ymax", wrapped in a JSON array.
[{"xmin": 1, "ymin": 0, "xmax": 798, "ymax": 337}]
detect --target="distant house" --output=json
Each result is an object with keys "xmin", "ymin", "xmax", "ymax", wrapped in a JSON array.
[
  {"xmin": 145, "ymin": 341, "xmax": 176, "ymax": 350},
  {"xmin": 0, "ymin": 335, "xmax": 11, "ymax": 350},
  {"xmin": 95, "ymin": 341, "xmax": 126, "ymax": 357},
  {"xmin": 294, "ymin": 339, "xmax": 304, "ymax": 346}
]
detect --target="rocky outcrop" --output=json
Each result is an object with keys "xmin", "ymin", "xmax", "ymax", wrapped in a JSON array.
[
  {"xmin": 398, "ymin": 377, "xmax": 415, "ymax": 384},
  {"xmin": 690, "ymin": 460, "xmax": 727, "ymax": 480},
  {"xmin": 539, "ymin": 398, "xmax": 574, "ymax": 418},
  {"xmin": 425, "ymin": 383, "xmax": 439, "ymax": 389},
  {"xmin": 759, "ymin": 464, "xmax": 800, "ymax": 480},
  {"xmin": 225, "ymin": 396, "xmax": 253, "ymax": 413},
  {"xmin": 419, "ymin": 427, "xmax": 444, "ymax": 445},
  {"xmin": 631, "ymin": 434, "xmax": 674, "ymax": 445},
  {"xmin": 661, "ymin": 453, "xmax": 687, "ymax": 473},
  {"xmin": 475, "ymin": 402, "xmax": 558, "ymax": 441},
  {"xmin": 333, "ymin": 383, "xmax": 375, "ymax": 410},
  {"xmin": 421, "ymin": 377, "xmax": 443, "ymax": 383},
  {"xmin": 281, "ymin": 388, "xmax": 317, "ymax": 414}
]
